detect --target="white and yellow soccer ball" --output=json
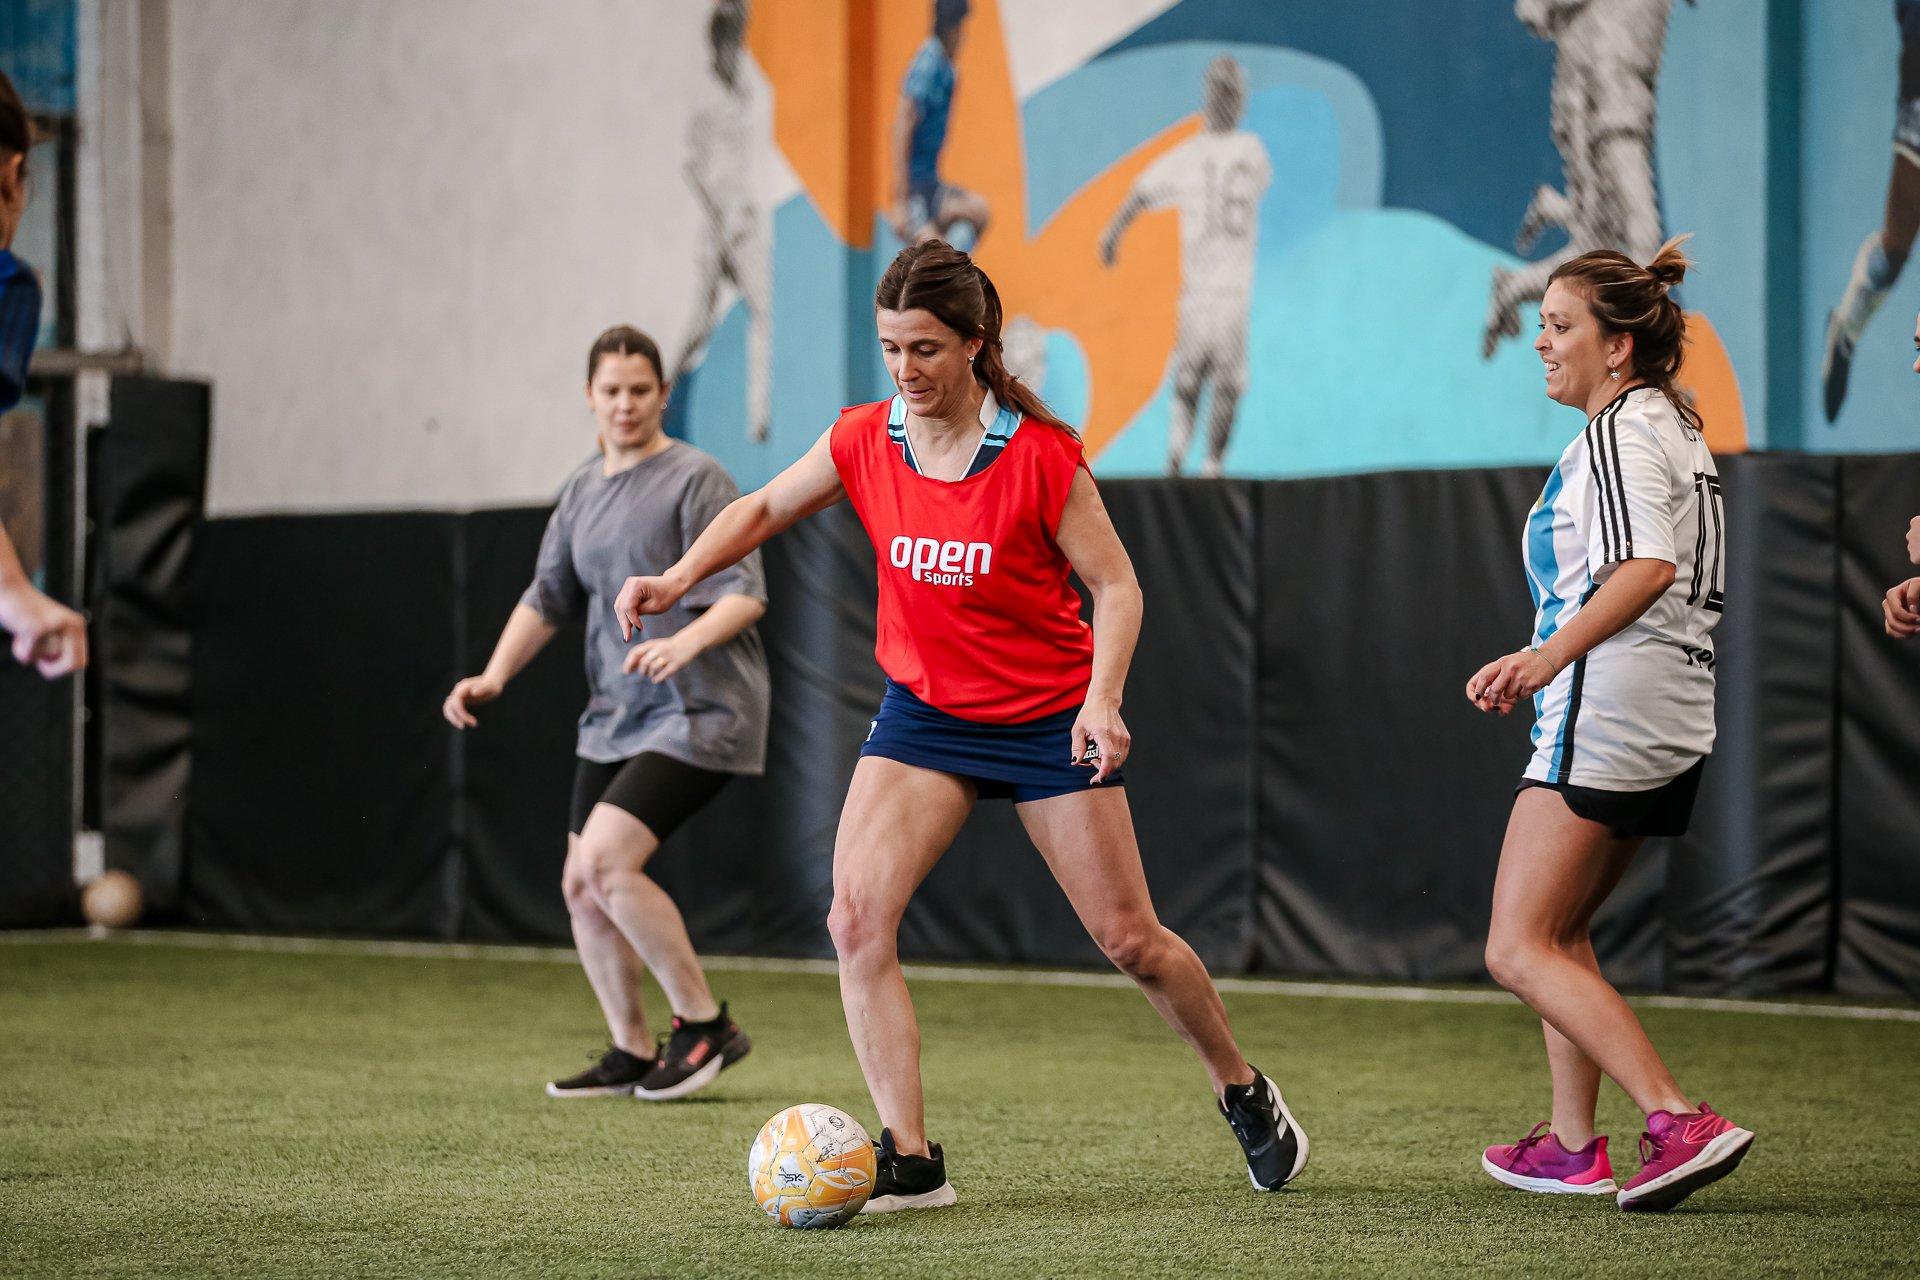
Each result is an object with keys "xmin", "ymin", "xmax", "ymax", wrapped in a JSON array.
[{"xmin": 748, "ymin": 1104, "xmax": 877, "ymax": 1228}]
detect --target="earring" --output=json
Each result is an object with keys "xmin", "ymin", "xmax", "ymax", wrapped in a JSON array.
[{"xmin": 1609, "ymin": 368, "xmax": 1621, "ymax": 380}]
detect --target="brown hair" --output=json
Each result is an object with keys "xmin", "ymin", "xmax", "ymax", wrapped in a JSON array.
[
  {"xmin": 874, "ymin": 241, "xmax": 1072, "ymax": 435},
  {"xmin": 585, "ymin": 325, "xmax": 664, "ymax": 385},
  {"xmin": 1548, "ymin": 235, "xmax": 1703, "ymax": 433},
  {"xmin": 0, "ymin": 70, "xmax": 30, "ymax": 179}
]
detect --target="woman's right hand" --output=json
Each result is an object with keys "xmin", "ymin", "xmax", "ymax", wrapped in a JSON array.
[
  {"xmin": 614, "ymin": 575, "xmax": 687, "ymax": 641},
  {"xmin": 442, "ymin": 674, "xmax": 503, "ymax": 728}
]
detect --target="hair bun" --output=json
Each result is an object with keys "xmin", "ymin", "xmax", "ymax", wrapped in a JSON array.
[{"xmin": 1646, "ymin": 234, "xmax": 1693, "ymax": 291}]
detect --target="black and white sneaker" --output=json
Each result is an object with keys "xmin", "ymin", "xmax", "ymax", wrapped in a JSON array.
[
  {"xmin": 1820, "ymin": 308, "xmax": 1854, "ymax": 425},
  {"xmin": 633, "ymin": 1003, "xmax": 752, "ymax": 1100},
  {"xmin": 1221, "ymin": 1069, "xmax": 1310, "ymax": 1191},
  {"xmin": 545, "ymin": 1045, "xmax": 655, "ymax": 1098},
  {"xmin": 859, "ymin": 1128, "xmax": 957, "ymax": 1213}
]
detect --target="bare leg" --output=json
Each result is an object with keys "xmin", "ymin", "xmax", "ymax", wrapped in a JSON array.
[
  {"xmin": 1018, "ymin": 787, "xmax": 1255, "ymax": 1099},
  {"xmin": 1541, "ymin": 829, "xmax": 1639, "ymax": 1147},
  {"xmin": 936, "ymin": 185, "xmax": 991, "ymax": 250},
  {"xmin": 578, "ymin": 804, "xmax": 719, "ymax": 1023},
  {"xmin": 561, "ymin": 833, "xmax": 652, "ymax": 1054},
  {"xmin": 1883, "ymin": 150, "xmax": 1920, "ymax": 271},
  {"xmin": 1486, "ymin": 788, "xmax": 1690, "ymax": 1119},
  {"xmin": 826, "ymin": 758, "xmax": 976, "ymax": 1156}
]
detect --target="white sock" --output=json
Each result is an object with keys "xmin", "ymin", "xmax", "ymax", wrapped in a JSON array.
[{"xmin": 1836, "ymin": 232, "xmax": 1896, "ymax": 344}]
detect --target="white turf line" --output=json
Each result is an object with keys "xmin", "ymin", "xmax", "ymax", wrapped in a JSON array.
[{"xmin": 6, "ymin": 927, "xmax": 1919, "ymax": 1024}]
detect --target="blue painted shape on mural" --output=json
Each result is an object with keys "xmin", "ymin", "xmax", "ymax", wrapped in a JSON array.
[
  {"xmin": 1039, "ymin": 329, "xmax": 1090, "ymax": 430},
  {"xmin": 1799, "ymin": 0, "xmax": 1915, "ymax": 452},
  {"xmin": 1103, "ymin": 0, "xmax": 1558, "ymax": 250},
  {"xmin": 1242, "ymin": 87, "xmax": 1342, "ymax": 259},
  {"xmin": 1098, "ymin": 208, "xmax": 1570, "ymax": 478},
  {"xmin": 1655, "ymin": 0, "xmax": 1767, "ymax": 446},
  {"xmin": 0, "ymin": 0, "xmax": 77, "ymax": 113},
  {"xmin": 1021, "ymin": 43, "xmax": 1381, "ymax": 237}
]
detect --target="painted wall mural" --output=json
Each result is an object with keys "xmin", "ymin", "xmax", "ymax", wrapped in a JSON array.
[{"xmin": 668, "ymin": 0, "xmax": 1808, "ymax": 493}]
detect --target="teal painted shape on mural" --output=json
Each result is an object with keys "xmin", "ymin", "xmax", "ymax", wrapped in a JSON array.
[{"xmin": 1099, "ymin": 209, "xmax": 1569, "ymax": 478}]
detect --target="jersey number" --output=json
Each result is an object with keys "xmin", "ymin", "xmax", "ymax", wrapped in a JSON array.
[{"xmin": 1688, "ymin": 472, "xmax": 1725, "ymax": 614}]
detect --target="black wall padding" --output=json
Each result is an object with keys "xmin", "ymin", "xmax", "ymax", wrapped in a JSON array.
[
  {"xmin": 0, "ymin": 664, "xmax": 74, "ymax": 926},
  {"xmin": 901, "ymin": 482, "xmax": 1260, "ymax": 972},
  {"xmin": 185, "ymin": 514, "xmax": 458, "ymax": 935},
  {"xmin": 453, "ymin": 507, "xmax": 583, "ymax": 943},
  {"xmin": 95, "ymin": 377, "xmax": 211, "ymax": 916},
  {"xmin": 0, "ymin": 395, "xmax": 76, "ymax": 928},
  {"xmin": 1664, "ymin": 456, "xmax": 1837, "ymax": 994},
  {"xmin": 172, "ymin": 460, "xmax": 1920, "ymax": 998},
  {"xmin": 1834, "ymin": 454, "xmax": 1920, "ymax": 998},
  {"xmin": 1250, "ymin": 467, "xmax": 1672, "ymax": 983}
]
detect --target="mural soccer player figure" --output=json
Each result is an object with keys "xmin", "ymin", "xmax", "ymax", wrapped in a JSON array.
[
  {"xmin": 1001, "ymin": 314, "xmax": 1047, "ymax": 396},
  {"xmin": 1101, "ymin": 55, "xmax": 1271, "ymax": 478},
  {"xmin": 889, "ymin": 0, "xmax": 991, "ymax": 250},
  {"xmin": 1481, "ymin": 0, "xmax": 1683, "ymax": 360},
  {"xmin": 1820, "ymin": 0, "xmax": 1920, "ymax": 424},
  {"xmin": 673, "ymin": 0, "xmax": 774, "ymax": 443}
]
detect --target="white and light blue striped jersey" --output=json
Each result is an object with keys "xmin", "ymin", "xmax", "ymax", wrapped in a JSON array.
[
  {"xmin": 887, "ymin": 389, "xmax": 1021, "ymax": 479},
  {"xmin": 1523, "ymin": 386, "xmax": 1724, "ymax": 790}
]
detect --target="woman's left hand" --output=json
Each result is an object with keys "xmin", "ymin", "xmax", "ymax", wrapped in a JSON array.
[
  {"xmin": 624, "ymin": 632, "xmax": 701, "ymax": 684},
  {"xmin": 1465, "ymin": 650, "xmax": 1558, "ymax": 716},
  {"xmin": 1071, "ymin": 697, "xmax": 1131, "ymax": 785}
]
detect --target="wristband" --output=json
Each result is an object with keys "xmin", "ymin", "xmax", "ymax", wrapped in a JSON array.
[{"xmin": 1527, "ymin": 645, "xmax": 1558, "ymax": 674}]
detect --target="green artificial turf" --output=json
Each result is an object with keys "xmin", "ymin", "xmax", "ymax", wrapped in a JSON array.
[{"xmin": 2, "ymin": 937, "xmax": 1917, "ymax": 1278}]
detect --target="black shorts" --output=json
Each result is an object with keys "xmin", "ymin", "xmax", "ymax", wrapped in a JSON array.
[
  {"xmin": 1516, "ymin": 757, "xmax": 1706, "ymax": 840},
  {"xmin": 569, "ymin": 752, "xmax": 732, "ymax": 839}
]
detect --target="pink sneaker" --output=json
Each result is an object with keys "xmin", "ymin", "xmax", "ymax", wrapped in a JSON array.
[
  {"xmin": 1481, "ymin": 1122, "xmax": 1617, "ymax": 1195},
  {"xmin": 1616, "ymin": 1104, "xmax": 1755, "ymax": 1212}
]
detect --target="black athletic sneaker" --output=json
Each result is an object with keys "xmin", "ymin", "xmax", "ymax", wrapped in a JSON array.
[
  {"xmin": 860, "ymin": 1128, "xmax": 957, "ymax": 1214},
  {"xmin": 634, "ymin": 1003, "xmax": 752, "ymax": 1100},
  {"xmin": 1821, "ymin": 308, "xmax": 1853, "ymax": 424},
  {"xmin": 545, "ymin": 1045, "xmax": 654, "ymax": 1098},
  {"xmin": 1221, "ymin": 1069, "xmax": 1310, "ymax": 1191}
]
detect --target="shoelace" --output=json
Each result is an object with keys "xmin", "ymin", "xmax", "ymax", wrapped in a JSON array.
[
  {"xmin": 1500, "ymin": 1122, "xmax": 1554, "ymax": 1170},
  {"xmin": 655, "ymin": 1018, "xmax": 711, "ymax": 1065},
  {"xmin": 1637, "ymin": 1129, "xmax": 1665, "ymax": 1168},
  {"xmin": 1223, "ymin": 1082, "xmax": 1271, "ymax": 1145}
]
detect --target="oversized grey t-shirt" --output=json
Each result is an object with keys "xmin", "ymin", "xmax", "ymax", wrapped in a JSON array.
[{"xmin": 520, "ymin": 442, "xmax": 769, "ymax": 772}]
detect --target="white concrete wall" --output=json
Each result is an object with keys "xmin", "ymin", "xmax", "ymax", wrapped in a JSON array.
[{"xmin": 169, "ymin": 0, "xmax": 731, "ymax": 513}]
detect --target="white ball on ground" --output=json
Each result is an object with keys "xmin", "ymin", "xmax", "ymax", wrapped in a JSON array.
[{"xmin": 81, "ymin": 870, "xmax": 143, "ymax": 929}]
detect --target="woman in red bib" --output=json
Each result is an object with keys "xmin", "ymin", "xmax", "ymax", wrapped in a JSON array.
[{"xmin": 615, "ymin": 242, "xmax": 1307, "ymax": 1210}]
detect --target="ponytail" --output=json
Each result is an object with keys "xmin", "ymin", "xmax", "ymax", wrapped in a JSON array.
[{"xmin": 966, "ymin": 265, "xmax": 1072, "ymax": 434}]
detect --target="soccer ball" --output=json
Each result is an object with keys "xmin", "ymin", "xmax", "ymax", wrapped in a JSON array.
[{"xmin": 748, "ymin": 1104, "xmax": 877, "ymax": 1228}]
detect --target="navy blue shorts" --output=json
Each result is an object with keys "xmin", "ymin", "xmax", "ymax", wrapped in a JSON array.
[{"xmin": 859, "ymin": 680, "xmax": 1123, "ymax": 803}]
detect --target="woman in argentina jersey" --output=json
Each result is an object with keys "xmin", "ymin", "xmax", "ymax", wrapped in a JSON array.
[
  {"xmin": 614, "ymin": 242, "xmax": 1308, "ymax": 1213},
  {"xmin": 1466, "ymin": 239, "xmax": 1754, "ymax": 1213}
]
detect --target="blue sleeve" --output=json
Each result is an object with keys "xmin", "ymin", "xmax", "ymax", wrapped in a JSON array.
[
  {"xmin": 0, "ymin": 252, "xmax": 44, "ymax": 414},
  {"xmin": 901, "ymin": 43, "xmax": 943, "ymax": 112}
]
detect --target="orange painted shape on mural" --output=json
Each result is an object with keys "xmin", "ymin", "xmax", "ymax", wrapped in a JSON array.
[
  {"xmin": 750, "ymin": 0, "xmax": 860, "ymax": 245},
  {"xmin": 981, "ymin": 124, "xmax": 1198, "ymax": 458},
  {"xmin": 758, "ymin": 0, "xmax": 1191, "ymax": 454},
  {"xmin": 1679, "ymin": 313, "xmax": 1748, "ymax": 453}
]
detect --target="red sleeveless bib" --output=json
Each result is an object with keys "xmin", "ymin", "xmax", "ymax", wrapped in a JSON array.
[{"xmin": 830, "ymin": 399, "xmax": 1095, "ymax": 723}]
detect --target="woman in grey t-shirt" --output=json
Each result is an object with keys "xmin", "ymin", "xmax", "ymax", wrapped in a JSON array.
[{"xmin": 443, "ymin": 326, "xmax": 769, "ymax": 1100}]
